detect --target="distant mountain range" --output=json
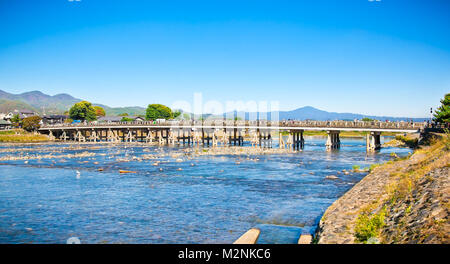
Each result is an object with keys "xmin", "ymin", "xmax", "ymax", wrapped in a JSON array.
[
  {"xmin": 0, "ymin": 89, "xmax": 426, "ymax": 121},
  {"xmin": 278, "ymin": 106, "xmax": 426, "ymax": 122},
  {"xmin": 0, "ymin": 89, "xmax": 147, "ymax": 116}
]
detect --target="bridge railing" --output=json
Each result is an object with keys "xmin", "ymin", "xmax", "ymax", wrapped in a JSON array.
[{"xmin": 40, "ymin": 120, "xmax": 425, "ymax": 130}]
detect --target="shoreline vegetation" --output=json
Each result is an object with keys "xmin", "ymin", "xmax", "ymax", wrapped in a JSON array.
[
  {"xmin": 0, "ymin": 129, "xmax": 50, "ymax": 143},
  {"xmin": 315, "ymin": 132, "xmax": 449, "ymax": 244}
]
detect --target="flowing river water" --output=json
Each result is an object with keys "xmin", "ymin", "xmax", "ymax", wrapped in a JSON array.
[{"xmin": 0, "ymin": 137, "xmax": 411, "ymax": 244}]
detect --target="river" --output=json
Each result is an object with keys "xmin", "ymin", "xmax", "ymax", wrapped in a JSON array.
[{"xmin": 0, "ymin": 137, "xmax": 411, "ymax": 244}]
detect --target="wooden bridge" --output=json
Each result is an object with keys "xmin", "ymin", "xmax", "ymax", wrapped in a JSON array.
[{"xmin": 39, "ymin": 120, "xmax": 424, "ymax": 152}]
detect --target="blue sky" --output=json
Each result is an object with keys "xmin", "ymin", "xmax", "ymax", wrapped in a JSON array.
[{"xmin": 0, "ymin": 0, "xmax": 449, "ymax": 117}]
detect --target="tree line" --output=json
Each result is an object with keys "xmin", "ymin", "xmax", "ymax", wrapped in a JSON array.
[
  {"xmin": 68, "ymin": 101, "xmax": 181, "ymax": 122},
  {"xmin": 8, "ymin": 93, "xmax": 450, "ymax": 132}
]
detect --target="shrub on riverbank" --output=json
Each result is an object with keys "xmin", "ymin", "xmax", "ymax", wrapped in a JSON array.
[
  {"xmin": 395, "ymin": 134, "xmax": 419, "ymax": 148},
  {"xmin": 0, "ymin": 129, "xmax": 49, "ymax": 143},
  {"xmin": 354, "ymin": 207, "xmax": 386, "ymax": 243}
]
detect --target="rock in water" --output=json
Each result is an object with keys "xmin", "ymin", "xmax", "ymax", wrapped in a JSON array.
[{"xmin": 119, "ymin": 170, "xmax": 137, "ymax": 174}]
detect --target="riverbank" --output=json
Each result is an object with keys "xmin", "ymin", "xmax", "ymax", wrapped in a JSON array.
[
  {"xmin": 315, "ymin": 132, "xmax": 449, "ymax": 244},
  {"xmin": 0, "ymin": 129, "xmax": 50, "ymax": 143}
]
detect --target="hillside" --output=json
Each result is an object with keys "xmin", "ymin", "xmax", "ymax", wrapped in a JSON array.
[
  {"xmin": 316, "ymin": 133, "xmax": 449, "ymax": 244},
  {"xmin": 0, "ymin": 90, "xmax": 146, "ymax": 116},
  {"xmin": 0, "ymin": 99, "xmax": 39, "ymax": 114},
  {"xmin": 0, "ymin": 89, "xmax": 427, "ymax": 121},
  {"xmin": 0, "ymin": 90, "xmax": 80, "ymax": 114}
]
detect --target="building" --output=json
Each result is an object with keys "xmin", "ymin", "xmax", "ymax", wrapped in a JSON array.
[
  {"xmin": 42, "ymin": 115, "xmax": 68, "ymax": 125},
  {"xmin": 127, "ymin": 116, "xmax": 145, "ymax": 122},
  {"xmin": 97, "ymin": 116, "xmax": 146, "ymax": 124},
  {"xmin": 15, "ymin": 109, "xmax": 37, "ymax": 118},
  {"xmin": 0, "ymin": 120, "xmax": 12, "ymax": 130},
  {"xmin": 97, "ymin": 116, "xmax": 123, "ymax": 124}
]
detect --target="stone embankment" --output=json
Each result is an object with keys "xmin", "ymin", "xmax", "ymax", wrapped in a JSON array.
[{"xmin": 316, "ymin": 133, "xmax": 449, "ymax": 244}]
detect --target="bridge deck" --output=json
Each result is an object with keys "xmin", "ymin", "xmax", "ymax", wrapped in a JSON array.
[{"xmin": 39, "ymin": 120, "xmax": 423, "ymax": 133}]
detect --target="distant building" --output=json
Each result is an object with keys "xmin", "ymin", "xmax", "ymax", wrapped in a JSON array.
[
  {"xmin": 15, "ymin": 109, "xmax": 37, "ymax": 118},
  {"xmin": 127, "ymin": 116, "xmax": 145, "ymax": 122},
  {"xmin": 0, "ymin": 119, "xmax": 12, "ymax": 130},
  {"xmin": 42, "ymin": 115, "xmax": 68, "ymax": 125},
  {"xmin": 1, "ymin": 112, "xmax": 15, "ymax": 121},
  {"xmin": 97, "ymin": 116, "xmax": 145, "ymax": 123},
  {"xmin": 97, "ymin": 116, "xmax": 123, "ymax": 124}
]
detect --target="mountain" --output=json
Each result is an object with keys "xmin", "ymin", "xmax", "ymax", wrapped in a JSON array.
[
  {"xmin": 219, "ymin": 106, "xmax": 426, "ymax": 122},
  {"xmin": 278, "ymin": 106, "xmax": 427, "ymax": 122},
  {"xmin": 0, "ymin": 89, "xmax": 146, "ymax": 116},
  {"xmin": 0, "ymin": 90, "xmax": 81, "ymax": 114},
  {"xmin": 0, "ymin": 89, "xmax": 427, "ymax": 121},
  {"xmin": 0, "ymin": 99, "xmax": 39, "ymax": 114}
]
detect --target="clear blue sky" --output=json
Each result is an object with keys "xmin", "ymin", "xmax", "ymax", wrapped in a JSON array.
[{"xmin": 0, "ymin": 0, "xmax": 449, "ymax": 117}]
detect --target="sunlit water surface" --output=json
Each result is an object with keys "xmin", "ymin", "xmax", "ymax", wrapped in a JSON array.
[{"xmin": 0, "ymin": 137, "xmax": 411, "ymax": 244}]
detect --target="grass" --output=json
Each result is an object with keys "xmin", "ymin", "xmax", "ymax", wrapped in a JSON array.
[
  {"xmin": 369, "ymin": 163, "xmax": 380, "ymax": 172},
  {"xmin": 395, "ymin": 134, "xmax": 419, "ymax": 148},
  {"xmin": 0, "ymin": 129, "xmax": 49, "ymax": 143},
  {"xmin": 353, "ymin": 132, "xmax": 449, "ymax": 243},
  {"xmin": 354, "ymin": 207, "xmax": 386, "ymax": 243}
]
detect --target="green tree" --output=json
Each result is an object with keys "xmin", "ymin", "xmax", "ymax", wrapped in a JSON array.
[
  {"xmin": 362, "ymin": 117, "xmax": 375, "ymax": 122},
  {"xmin": 69, "ymin": 101, "xmax": 97, "ymax": 121},
  {"xmin": 173, "ymin": 110, "xmax": 182, "ymax": 119},
  {"xmin": 182, "ymin": 113, "xmax": 191, "ymax": 120},
  {"xmin": 22, "ymin": 116, "xmax": 42, "ymax": 132},
  {"xmin": 121, "ymin": 117, "xmax": 134, "ymax": 122},
  {"xmin": 433, "ymin": 93, "xmax": 450, "ymax": 124},
  {"xmin": 118, "ymin": 113, "xmax": 129, "ymax": 116},
  {"xmin": 146, "ymin": 104, "xmax": 173, "ymax": 120},
  {"xmin": 11, "ymin": 114, "xmax": 21, "ymax": 128},
  {"xmin": 94, "ymin": 106, "xmax": 106, "ymax": 117}
]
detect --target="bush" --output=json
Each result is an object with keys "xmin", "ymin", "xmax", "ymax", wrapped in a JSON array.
[
  {"xmin": 444, "ymin": 129, "xmax": 450, "ymax": 151},
  {"xmin": 354, "ymin": 209, "xmax": 385, "ymax": 243},
  {"xmin": 395, "ymin": 135, "xmax": 418, "ymax": 148},
  {"xmin": 22, "ymin": 116, "xmax": 41, "ymax": 132}
]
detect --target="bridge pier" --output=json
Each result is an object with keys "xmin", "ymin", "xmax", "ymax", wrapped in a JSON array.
[
  {"xmin": 326, "ymin": 130, "xmax": 340, "ymax": 151},
  {"xmin": 366, "ymin": 131, "xmax": 381, "ymax": 152},
  {"xmin": 259, "ymin": 130, "xmax": 272, "ymax": 148},
  {"xmin": 292, "ymin": 130, "xmax": 304, "ymax": 150},
  {"xmin": 60, "ymin": 131, "xmax": 67, "ymax": 141},
  {"xmin": 48, "ymin": 130, "xmax": 55, "ymax": 141},
  {"xmin": 89, "ymin": 129, "xmax": 100, "ymax": 142},
  {"xmin": 74, "ymin": 130, "xmax": 86, "ymax": 142},
  {"xmin": 125, "ymin": 129, "xmax": 136, "ymax": 142},
  {"xmin": 230, "ymin": 128, "xmax": 243, "ymax": 146}
]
